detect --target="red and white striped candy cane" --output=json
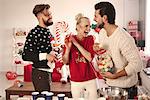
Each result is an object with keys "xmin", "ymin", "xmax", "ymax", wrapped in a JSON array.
[{"xmin": 52, "ymin": 21, "xmax": 70, "ymax": 62}]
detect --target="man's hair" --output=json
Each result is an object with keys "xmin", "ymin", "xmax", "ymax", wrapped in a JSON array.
[
  {"xmin": 33, "ymin": 4, "xmax": 50, "ymax": 17},
  {"xmin": 95, "ymin": 2, "xmax": 116, "ymax": 24}
]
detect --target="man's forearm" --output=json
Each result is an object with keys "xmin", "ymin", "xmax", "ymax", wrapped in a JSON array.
[
  {"xmin": 114, "ymin": 69, "xmax": 127, "ymax": 79},
  {"xmin": 22, "ymin": 51, "xmax": 39, "ymax": 63}
]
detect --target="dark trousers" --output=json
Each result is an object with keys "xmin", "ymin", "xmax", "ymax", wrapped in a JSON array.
[
  {"xmin": 123, "ymin": 85, "xmax": 137, "ymax": 99},
  {"xmin": 32, "ymin": 68, "xmax": 51, "ymax": 92}
]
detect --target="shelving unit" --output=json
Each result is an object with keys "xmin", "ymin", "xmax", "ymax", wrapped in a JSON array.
[
  {"xmin": 12, "ymin": 28, "xmax": 29, "ymax": 75},
  {"xmin": 128, "ymin": 20, "xmax": 145, "ymax": 50}
]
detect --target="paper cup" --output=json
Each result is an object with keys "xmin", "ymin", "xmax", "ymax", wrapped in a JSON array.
[
  {"xmin": 57, "ymin": 94, "xmax": 65, "ymax": 100},
  {"xmin": 32, "ymin": 92, "xmax": 39, "ymax": 100},
  {"xmin": 45, "ymin": 92, "xmax": 54, "ymax": 100},
  {"xmin": 36, "ymin": 97, "xmax": 45, "ymax": 100}
]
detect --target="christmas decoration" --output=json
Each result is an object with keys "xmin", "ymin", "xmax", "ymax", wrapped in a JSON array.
[
  {"xmin": 6, "ymin": 71, "xmax": 17, "ymax": 80},
  {"xmin": 91, "ymin": 23, "xmax": 101, "ymax": 33},
  {"xmin": 52, "ymin": 21, "xmax": 70, "ymax": 62},
  {"xmin": 50, "ymin": 21, "xmax": 71, "ymax": 82}
]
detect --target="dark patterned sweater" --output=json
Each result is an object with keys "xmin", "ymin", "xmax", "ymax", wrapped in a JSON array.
[{"xmin": 22, "ymin": 25, "xmax": 53, "ymax": 68}]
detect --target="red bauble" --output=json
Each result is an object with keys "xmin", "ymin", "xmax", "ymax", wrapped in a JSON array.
[
  {"xmin": 6, "ymin": 71, "xmax": 17, "ymax": 80},
  {"xmin": 94, "ymin": 27, "xmax": 101, "ymax": 33},
  {"xmin": 6, "ymin": 71, "xmax": 12, "ymax": 80}
]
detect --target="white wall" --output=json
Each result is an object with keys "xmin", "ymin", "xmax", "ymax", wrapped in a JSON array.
[
  {"xmin": 124, "ymin": 0, "xmax": 139, "ymax": 28},
  {"xmin": 0, "ymin": 0, "xmax": 140, "ymax": 71},
  {"xmin": 139, "ymin": 0, "xmax": 146, "ymax": 37},
  {"xmin": 0, "ymin": 0, "xmax": 4, "ymax": 71},
  {"xmin": 0, "ymin": 0, "xmax": 2, "ymax": 27},
  {"xmin": 0, "ymin": 0, "xmax": 2, "ymax": 40},
  {"xmin": 145, "ymin": 0, "xmax": 150, "ymax": 55}
]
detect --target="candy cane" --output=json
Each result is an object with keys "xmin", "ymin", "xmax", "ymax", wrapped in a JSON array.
[{"xmin": 52, "ymin": 21, "xmax": 70, "ymax": 62}]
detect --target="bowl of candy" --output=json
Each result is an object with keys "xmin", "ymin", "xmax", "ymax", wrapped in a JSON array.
[
  {"xmin": 98, "ymin": 87, "xmax": 128, "ymax": 100},
  {"xmin": 107, "ymin": 87, "xmax": 128, "ymax": 100}
]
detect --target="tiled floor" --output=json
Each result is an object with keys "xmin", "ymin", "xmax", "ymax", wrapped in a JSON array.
[{"xmin": 0, "ymin": 72, "xmax": 24, "ymax": 100}]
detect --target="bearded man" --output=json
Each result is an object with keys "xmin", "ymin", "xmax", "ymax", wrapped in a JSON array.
[{"xmin": 22, "ymin": 4, "xmax": 56, "ymax": 92}]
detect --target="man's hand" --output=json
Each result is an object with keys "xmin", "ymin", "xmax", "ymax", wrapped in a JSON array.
[
  {"xmin": 101, "ymin": 69, "xmax": 127, "ymax": 79},
  {"xmin": 46, "ymin": 53, "xmax": 57, "ymax": 62},
  {"xmin": 101, "ymin": 72, "xmax": 117, "ymax": 79}
]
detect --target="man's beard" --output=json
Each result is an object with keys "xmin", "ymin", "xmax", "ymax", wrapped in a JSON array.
[
  {"xmin": 44, "ymin": 19, "xmax": 53, "ymax": 26},
  {"xmin": 98, "ymin": 22, "xmax": 104, "ymax": 29}
]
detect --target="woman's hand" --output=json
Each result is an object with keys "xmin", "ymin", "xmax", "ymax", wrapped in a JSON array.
[
  {"xmin": 93, "ymin": 43, "xmax": 101, "ymax": 51},
  {"xmin": 64, "ymin": 35, "xmax": 72, "ymax": 49}
]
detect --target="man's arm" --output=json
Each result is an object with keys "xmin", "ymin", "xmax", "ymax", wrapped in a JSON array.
[
  {"xmin": 101, "ymin": 36, "xmax": 143, "ymax": 79},
  {"xmin": 22, "ymin": 32, "xmax": 40, "ymax": 63},
  {"xmin": 101, "ymin": 69, "xmax": 127, "ymax": 79},
  {"xmin": 121, "ymin": 37, "xmax": 143, "ymax": 76}
]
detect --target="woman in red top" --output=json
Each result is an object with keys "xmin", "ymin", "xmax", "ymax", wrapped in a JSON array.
[{"xmin": 63, "ymin": 13, "xmax": 97, "ymax": 100}]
